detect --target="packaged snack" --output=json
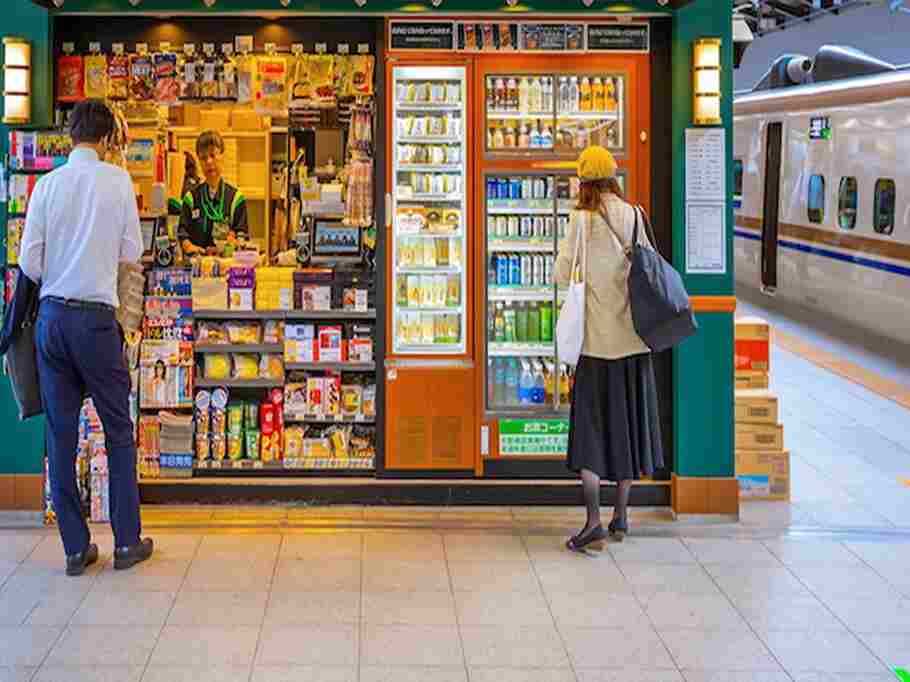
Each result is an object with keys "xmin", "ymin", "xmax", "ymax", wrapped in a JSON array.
[
  {"xmin": 351, "ymin": 426, "xmax": 376, "ymax": 459},
  {"xmin": 195, "ymin": 391, "xmax": 212, "ymax": 434},
  {"xmin": 363, "ymin": 384, "xmax": 376, "ymax": 417},
  {"xmin": 464, "ymin": 24, "xmax": 478, "ymax": 51},
  {"xmin": 195, "ymin": 433, "xmax": 210, "ymax": 461},
  {"xmin": 227, "ymin": 433, "xmax": 244, "ymax": 461},
  {"xmin": 261, "ymin": 431, "xmax": 281, "ymax": 462},
  {"xmin": 351, "ymin": 55, "xmax": 374, "ymax": 96},
  {"xmin": 227, "ymin": 403, "xmax": 244, "ymax": 434},
  {"xmin": 284, "ymin": 383, "xmax": 307, "ymax": 420},
  {"xmin": 130, "ymin": 54, "xmax": 155, "ymax": 101},
  {"xmin": 260, "ymin": 403, "xmax": 277, "ymax": 435},
  {"xmin": 245, "ymin": 402, "xmax": 260, "ymax": 430},
  {"xmin": 259, "ymin": 354, "xmax": 285, "ymax": 381},
  {"xmin": 256, "ymin": 56, "xmax": 289, "ymax": 116},
  {"xmin": 108, "ymin": 54, "xmax": 130, "ymax": 99},
  {"xmin": 482, "ymin": 24, "xmax": 495, "ymax": 51},
  {"xmin": 245, "ymin": 430, "xmax": 261, "ymax": 461},
  {"xmin": 318, "ymin": 326, "xmax": 343, "ymax": 363},
  {"xmin": 498, "ymin": 24, "xmax": 514, "ymax": 51},
  {"xmin": 84, "ymin": 54, "xmax": 108, "ymax": 99},
  {"xmin": 567, "ymin": 25, "xmax": 584, "ymax": 51},
  {"xmin": 154, "ymin": 53, "xmax": 179, "ymax": 104},
  {"xmin": 232, "ymin": 354, "xmax": 259, "ymax": 380},
  {"xmin": 324, "ymin": 374, "xmax": 342, "ymax": 416},
  {"xmin": 226, "ymin": 321, "xmax": 261, "ymax": 345},
  {"xmin": 201, "ymin": 53, "xmax": 219, "ymax": 99},
  {"xmin": 307, "ymin": 378, "xmax": 323, "ymax": 416},
  {"xmin": 308, "ymin": 55, "xmax": 335, "ymax": 102},
  {"xmin": 211, "ymin": 434, "xmax": 227, "ymax": 461},
  {"xmin": 263, "ymin": 320, "xmax": 285, "ymax": 344},
  {"xmin": 219, "ymin": 45, "xmax": 238, "ymax": 100},
  {"xmin": 284, "ymin": 427, "xmax": 304, "ymax": 460},
  {"xmin": 57, "ymin": 55, "xmax": 85, "ymax": 102},
  {"xmin": 211, "ymin": 388, "xmax": 228, "ymax": 433},
  {"xmin": 328, "ymin": 426, "xmax": 350, "ymax": 457},
  {"xmin": 204, "ymin": 353, "xmax": 231, "ymax": 380},
  {"xmin": 341, "ymin": 385, "xmax": 362, "ymax": 418},
  {"xmin": 236, "ymin": 54, "xmax": 255, "ymax": 104},
  {"xmin": 197, "ymin": 322, "xmax": 229, "ymax": 345}
]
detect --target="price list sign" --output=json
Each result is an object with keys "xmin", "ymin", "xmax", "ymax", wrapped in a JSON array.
[{"xmin": 499, "ymin": 419, "xmax": 570, "ymax": 456}]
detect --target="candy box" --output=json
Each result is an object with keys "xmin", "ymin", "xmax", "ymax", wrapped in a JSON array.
[{"xmin": 318, "ymin": 326, "xmax": 343, "ymax": 363}]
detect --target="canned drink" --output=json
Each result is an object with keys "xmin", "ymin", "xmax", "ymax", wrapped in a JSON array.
[
  {"xmin": 497, "ymin": 254, "xmax": 510, "ymax": 285},
  {"xmin": 533, "ymin": 255, "xmax": 544, "ymax": 286},
  {"xmin": 521, "ymin": 255, "xmax": 533, "ymax": 287},
  {"xmin": 489, "ymin": 255, "xmax": 498, "ymax": 286},
  {"xmin": 544, "ymin": 216, "xmax": 555, "ymax": 238},
  {"xmin": 507, "ymin": 216, "xmax": 520, "ymax": 238},
  {"xmin": 546, "ymin": 177, "xmax": 555, "ymax": 198},
  {"xmin": 509, "ymin": 255, "xmax": 521, "ymax": 286},
  {"xmin": 496, "ymin": 216, "xmax": 508, "ymax": 237},
  {"xmin": 558, "ymin": 216, "xmax": 569, "ymax": 238},
  {"xmin": 534, "ymin": 177, "xmax": 547, "ymax": 199},
  {"xmin": 487, "ymin": 215, "xmax": 498, "ymax": 238},
  {"xmin": 533, "ymin": 216, "xmax": 545, "ymax": 238},
  {"xmin": 486, "ymin": 177, "xmax": 498, "ymax": 200},
  {"xmin": 497, "ymin": 177, "xmax": 508, "ymax": 199},
  {"xmin": 521, "ymin": 178, "xmax": 533, "ymax": 200},
  {"xmin": 509, "ymin": 178, "xmax": 522, "ymax": 199},
  {"xmin": 520, "ymin": 216, "xmax": 533, "ymax": 238},
  {"xmin": 544, "ymin": 255, "xmax": 553, "ymax": 285}
]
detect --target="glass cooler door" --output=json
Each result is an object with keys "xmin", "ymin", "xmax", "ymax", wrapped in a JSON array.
[{"xmin": 391, "ymin": 65, "xmax": 468, "ymax": 355}]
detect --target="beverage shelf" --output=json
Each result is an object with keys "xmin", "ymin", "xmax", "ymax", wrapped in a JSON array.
[
  {"xmin": 556, "ymin": 111, "xmax": 620, "ymax": 121},
  {"xmin": 489, "ymin": 343, "xmax": 555, "ymax": 357},
  {"xmin": 396, "ymin": 266, "xmax": 462, "ymax": 274},
  {"xmin": 396, "ymin": 231, "xmax": 463, "ymax": 239},
  {"xmin": 397, "ymin": 307, "xmax": 462, "ymax": 314},
  {"xmin": 487, "ymin": 207, "xmax": 552, "ymax": 216},
  {"xmin": 397, "ymin": 193, "xmax": 463, "ymax": 202},
  {"xmin": 487, "ymin": 111, "xmax": 553, "ymax": 120},
  {"xmin": 396, "ymin": 102, "xmax": 463, "ymax": 112},
  {"xmin": 195, "ymin": 344, "xmax": 283, "ymax": 354},
  {"xmin": 397, "ymin": 136, "xmax": 461, "ymax": 144},
  {"xmin": 488, "ymin": 240, "xmax": 554, "ymax": 253},
  {"xmin": 488, "ymin": 286, "xmax": 554, "ymax": 302},
  {"xmin": 397, "ymin": 164, "xmax": 462, "ymax": 173}
]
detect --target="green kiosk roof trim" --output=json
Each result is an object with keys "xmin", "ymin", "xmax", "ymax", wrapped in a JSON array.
[{"xmin": 3, "ymin": 0, "xmax": 733, "ymax": 493}]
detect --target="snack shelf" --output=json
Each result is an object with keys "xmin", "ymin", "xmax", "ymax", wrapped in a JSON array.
[
  {"xmin": 285, "ymin": 310, "xmax": 377, "ymax": 320},
  {"xmin": 488, "ymin": 343, "xmax": 556, "ymax": 357},
  {"xmin": 194, "ymin": 344, "xmax": 284, "ymax": 354},
  {"xmin": 488, "ymin": 286, "xmax": 554, "ymax": 302},
  {"xmin": 396, "ymin": 103, "xmax": 463, "ymax": 112},
  {"xmin": 195, "ymin": 378, "xmax": 286, "ymax": 388},
  {"xmin": 195, "ymin": 459, "xmax": 376, "ymax": 471},
  {"xmin": 194, "ymin": 310, "xmax": 287, "ymax": 320},
  {"xmin": 285, "ymin": 362, "xmax": 377, "ymax": 372},
  {"xmin": 397, "ymin": 164, "xmax": 462, "ymax": 173},
  {"xmin": 488, "ymin": 241, "xmax": 554, "ymax": 253},
  {"xmin": 285, "ymin": 416, "xmax": 377, "ymax": 425}
]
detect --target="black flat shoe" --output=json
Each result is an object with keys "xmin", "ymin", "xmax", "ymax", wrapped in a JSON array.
[
  {"xmin": 566, "ymin": 524, "xmax": 607, "ymax": 552},
  {"xmin": 66, "ymin": 543, "xmax": 99, "ymax": 577},
  {"xmin": 608, "ymin": 519, "xmax": 628, "ymax": 542},
  {"xmin": 113, "ymin": 538, "xmax": 154, "ymax": 571}
]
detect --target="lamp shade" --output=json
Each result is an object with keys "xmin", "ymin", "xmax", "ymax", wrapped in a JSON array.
[
  {"xmin": 693, "ymin": 38, "xmax": 722, "ymax": 126},
  {"xmin": 3, "ymin": 37, "xmax": 31, "ymax": 125}
]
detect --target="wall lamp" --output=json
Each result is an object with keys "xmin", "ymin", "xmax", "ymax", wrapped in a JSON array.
[
  {"xmin": 3, "ymin": 37, "xmax": 31, "ymax": 125},
  {"xmin": 693, "ymin": 37, "xmax": 722, "ymax": 125}
]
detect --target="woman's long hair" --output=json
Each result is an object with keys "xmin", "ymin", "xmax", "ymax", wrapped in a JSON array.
[{"xmin": 575, "ymin": 177, "xmax": 625, "ymax": 212}]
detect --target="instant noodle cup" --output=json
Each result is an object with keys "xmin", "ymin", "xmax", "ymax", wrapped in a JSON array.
[
  {"xmin": 211, "ymin": 434, "xmax": 227, "ymax": 461},
  {"xmin": 227, "ymin": 433, "xmax": 244, "ymax": 461},
  {"xmin": 245, "ymin": 430, "xmax": 261, "ymax": 461},
  {"xmin": 227, "ymin": 404, "xmax": 244, "ymax": 435}
]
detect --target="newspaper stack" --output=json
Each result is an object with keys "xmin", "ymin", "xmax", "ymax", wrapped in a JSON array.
[{"xmin": 158, "ymin": 411, "xmax": 195, "ymax": 478}]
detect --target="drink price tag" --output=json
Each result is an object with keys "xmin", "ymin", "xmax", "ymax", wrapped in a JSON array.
[
  {"xmin": 136, "ymin": 43, "xmax": 149, "ymax": 56},
  {"xmin": 184, "ymin": 43, "xmax": 196, "ymax": 57},
  {"xmin": 292, "ymin": 43, "xmax": 304, "ymax": 56},
  {"xmin": 254, "ymin": 461, "xmax": 264, "ymax": 469},
  {"xmin": 265, "ymin": 42, "xmax": 277, "ymax": 55},
  {"xmin": 357, "ymin": 43, "xmax": 370, "ymax": 54},
  {"xmin": 89, "ymin": 41, "xmax": 101, "ymax": 54},
  {"xmin": 158, "ymin": 41, "xmax": 171, "ymax": 53},
  {"xmin": 185, "ymin": 61, "xmax": 196, "ymax": 83},
  {"xmin": 222, "ymin": 43, "xmax": 234, "ymax": 56},
  {"xmin": 315, "ymin": 43, "xmax": 327, "ymax": 54},
  {"xmin": 203, "ymin": 43, "xmax": 215, "ymax": 56},
  {"xmin": 235, "ymin": 35, "xmax": 254, "ymax": 55},
  {"xmin": 112, "ymin": 43, "xmax": 125, "ymax": 55},
  {"xmin": 338, "ymin": 43, "xmax": 350, "ymax": 55},
  {"xmin": 62, "ymin": 42, "xmax": 75, "ymax": 55}
]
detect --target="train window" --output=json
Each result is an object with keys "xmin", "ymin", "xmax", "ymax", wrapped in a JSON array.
[
  {"xmin": 733, "ymin": 159, "xmax": 744, "ymax": 207},
  {"xmin": 808, "ymin": 174, "xmax": 826, "ymax": 224},
  {"xmin": 838, "ymin": 177, "xmax": 858, "ymax": 230},
  {"xmin": 874, "ymin": 179, "xmax": 896, "ymax": 235}
]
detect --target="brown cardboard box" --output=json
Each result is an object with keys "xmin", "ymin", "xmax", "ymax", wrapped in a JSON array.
[
  {"xmin": 736, "ymin": 422, "xmax": 784, "ymax": 451},
  {"xmin": 735, "ymin": 370, "xmax": 769, "ymax": 390},
  {"xmin": 735, "ymin": 316, "xmax": 770, "ymax": 341},
  {"xmin": 735, "ymin": 449, "xmax": 790, "ymax": 500},
  {"xmin": 735, "ymin": 389, "xmax": 779, "ymax": 424},
  {"xmin": 232, "ymin": 109, "xmax": 266, "ymax": 131}
]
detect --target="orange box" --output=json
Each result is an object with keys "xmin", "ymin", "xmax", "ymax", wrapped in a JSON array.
[{"xmin": 735, "ymin": 316, "xmax": 770, "ymax": 372}]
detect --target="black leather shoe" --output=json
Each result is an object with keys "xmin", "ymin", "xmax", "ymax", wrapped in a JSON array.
[
  {"xmin": 66, "ymin": 543, "xmax": 99, "ymax": 577},
  {"xmin": 566, "ymin": 525, "xmax": 607, "ymax": 552},
  {"xmin": 113, "ymin": 538, "xmax": 154, "ymax": 571},
  {"xmin": 608, "ymin": 519, "xmax": 628, "ymax": 542}
]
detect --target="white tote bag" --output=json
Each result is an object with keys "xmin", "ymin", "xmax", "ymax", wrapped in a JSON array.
[{"xmin": 556, "ymin": 211, "xmax": 587, "ymax": 366}]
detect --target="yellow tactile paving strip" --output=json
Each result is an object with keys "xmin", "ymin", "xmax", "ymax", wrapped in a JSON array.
[{"xmin": 773, "ymin": 326, "xmax": 910, "ymax": 410}]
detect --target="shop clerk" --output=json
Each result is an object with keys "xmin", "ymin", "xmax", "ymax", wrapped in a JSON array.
[{"xmin": 179, "ymin": 130, "xmax": 249, "ymax": 254}]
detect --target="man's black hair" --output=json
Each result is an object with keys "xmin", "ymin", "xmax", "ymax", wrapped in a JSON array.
[
  {"xmin": 68, "ymin": 99, "xmax": 116, "ymax": 145},
  {"xmin": 196, "ymin": 130, "xmax": 225, "ymax": 157}
]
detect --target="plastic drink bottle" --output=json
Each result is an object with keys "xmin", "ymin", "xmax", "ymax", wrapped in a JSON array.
[{"xmin": 519, "ymin": 360, "xmax": 534, "ymax": 405}]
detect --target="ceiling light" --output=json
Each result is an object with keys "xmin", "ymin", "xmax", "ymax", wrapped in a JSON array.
[
  {"xmin": 355, "ymin": 0, "xmax": 366, "ymax": 6},
  {"xmin": 129, "ymin": 0, "xmax": 142, "ymax": 6},
  {"xmin": 203, "ymin": 0, "xmax": 216, "ymax": 7},
  {"xmin": 431, "ymin": 0, "xmax": 443, "ymax": 6},
  {"xmin": 280, "ymin": 0, "xmax": 291, "ymax": 5},
  {"xmin": 52, "ymin": 0, "xmax": 64, "ymax": 7}
]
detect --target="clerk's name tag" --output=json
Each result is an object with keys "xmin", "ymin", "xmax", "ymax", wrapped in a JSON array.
[{"xmin": 192, "ymin": 208, "xmax": 201, "ymax": 220}]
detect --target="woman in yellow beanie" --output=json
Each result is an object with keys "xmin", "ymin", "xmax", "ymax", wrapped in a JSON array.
[{"xmin": 555, "ymin": 145, "xmax": 664, "ymax": 550}]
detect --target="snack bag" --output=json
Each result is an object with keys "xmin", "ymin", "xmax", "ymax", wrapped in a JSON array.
[
  {"xmin": 211, "ymin": 388, "xmax": 228, "ymax": 434},
  {"xmin": 84, "ymin": 54, "xmax": 108, "ymax": 99},
  {"xmin": 57, "ymin": 55, "xmax": 85, "ymax": 102},
  {"xmin": 363, "ymin": 384, "xmax": 376, "ymax": 417},
  {"xmin": 129, "ymin": 54, "xmax": 155, "ymax": 101},
  {"xmin": 154, "ymin": 53, "xmax": 179, "ymax": 104},
  {"xmin": 245, "ymin": 430, "xmax": 261, "ymax": 461},
  {"xmin": 334, "ymin": 56, "xmax": 353, "ymax": 99},
  {"xmin": 219, "ymin": 47, "xmax": 238, "ymax": 100},
  {"xmin": 195, "ymin": 433, "xmax": 210, "ymax": 462},
  {"xmin": 256, "ymin": 56, "xmax": 289, "ymax": 116},
  {"xmin": 288, "ymin": 53, "xmax": 311, "ymax": 102},
  {"xmin": 236, "ymin": 54, "xmax": 255, "ymax": 104},
  {"xmin": 227, "ymin": 404, "xmax": 244, "ymax": 434},
  {"xmin": 211, "ymin": 434, "xmax": 227, "ymax": 461},
  {"xmin": 259, "ymin": 354, "xmax": 285, "ymax": 381},
  {"xmin": 108, "ymin": 54, "xmax": 130, "ymax": 100},
  {"xmin": 195, "ymin": 391, "xmax": 212, "ymax": 435},
  {"xmin": 201, "ymin": 53, "xmax": 219, "ymax": 100},
  {"xmin": 227, "ymin": 433, "xmax": 244, "ymax": 461},
  {"xmin": 232, "ymin": 354, "xmax": 259, "ymax": 380},
  {"xmin": 263, "ymin": 320, "xmax": 285, "ymax": 344},
  {"xmin": 308, "ymin": 55, "xmax": 335, "ymax": 103},
  {"xmin": 284, "ymin": 427, "xmax": 304, "ymax": 460},
  {"xmin": 226, "ymin": 321, "xmax": 261, "ymax": 344},
  {"xmin": 350, "ymin": 55, "xmax": 374, "ymax": 96},
  {"xmin": 204, "ymin": 353, "xmax": 231, "ymax": 381}
]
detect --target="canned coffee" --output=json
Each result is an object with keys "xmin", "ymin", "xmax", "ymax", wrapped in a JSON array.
[{"xmin": 507, "ymin": 216, "xmax": 520, "ymax": 238}]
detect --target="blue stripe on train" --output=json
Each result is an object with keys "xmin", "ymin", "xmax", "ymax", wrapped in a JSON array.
[{"xmin": 734, "ymin": 229, "xmax": 910, "ymax": 278}]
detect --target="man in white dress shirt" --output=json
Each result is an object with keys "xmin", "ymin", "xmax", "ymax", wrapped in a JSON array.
[{"xmin": 20, "ymin": 100, "xmax": 153, "ymax": 576}]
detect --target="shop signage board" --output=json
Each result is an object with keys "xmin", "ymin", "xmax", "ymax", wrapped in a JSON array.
[
  {"xmin": 684, "ymin": 128, "xmax": 727, "ymax": 275},
  {"xmin": 809, "ymin": 116, "xmax": 832, "ymax": 140},
  {"xmin": 499, "ymin": 419, "xmax": 569, "ymax": 456},
  {"xmin": 389, "ymin": 21, "xmax": 456, "ymax": 51},
  {"xmin": 587, "ymin": 24, "xmax": 650, "ymax": 53}
]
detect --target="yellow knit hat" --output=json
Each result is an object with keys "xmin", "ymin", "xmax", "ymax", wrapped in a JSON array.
[{"xmin": 576, "ymin": 145, "xmax": 617, "ymax": 181}]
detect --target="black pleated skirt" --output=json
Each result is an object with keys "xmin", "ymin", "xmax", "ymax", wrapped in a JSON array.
[{"xmin": 567, "ymin": 353, "xmax": 664, "ymax": 481}]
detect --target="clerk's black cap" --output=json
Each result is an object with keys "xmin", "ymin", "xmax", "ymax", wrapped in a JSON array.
[{"xmin": 69, "ymin": 99, "xmax": 115, "ymax": 145}]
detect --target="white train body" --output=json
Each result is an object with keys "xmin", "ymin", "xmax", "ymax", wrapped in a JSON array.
[{"xmin": 734, "ymin": 68, "xmax": 910, "ymax": 343}]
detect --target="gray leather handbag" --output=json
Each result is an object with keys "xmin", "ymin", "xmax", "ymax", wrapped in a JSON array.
[{"xmin": 605, "ymin": 206, "xmax": 698, "ymax": 352}]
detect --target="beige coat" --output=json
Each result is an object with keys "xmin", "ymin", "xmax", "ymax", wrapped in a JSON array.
[{"xmin": 554, "ymin": 194, "xmax": 651, "ymax": 360}]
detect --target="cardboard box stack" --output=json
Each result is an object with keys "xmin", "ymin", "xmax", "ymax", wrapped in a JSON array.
[{"xmin": 734, "ymin": 317, "xmax": 790, "ymax": 501}]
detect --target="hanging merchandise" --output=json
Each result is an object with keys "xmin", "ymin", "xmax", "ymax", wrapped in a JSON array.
[
  {"xmin": 218, "ymin": 45, "xmax": 238, "ymax": 100},
  {"xmin": 84, "ymin": 53, "xmax": 109, "ymax": 99},
  {"xmin": 179, "ymin": 51, "xmax": 201, "ymax": 101},
  {"xmin": 236, "ymin": 53, "xmax": 255, "ymax": 104},
  {"xmin": 154, "ymin": 52, "xmax": 179, "ymax": 105},
  {"xmin": 102, "ymin": 105, "xmax": 130, "ymax": 169},
  {"xmin": 289, "ymin": 52, "xmax": 311, "ymax": 103},
  {"xmin": 308, "ymin": 54, "xmax": 336, "ymax": 107},
  {"xmin": 130, "ymin": 53, "xmax": 155, "ymax": 101},
  {"xmin": 255, "ymin": 55, "xmax": 289, "ymax": 116},
  {"xmin": 107, "ymin": 54, "xmax": 130, "ymax": 100},
  {"xmin": 335, "ymin": 55, "xmax": 353, "ymax": 99},
  {"xmin": 345, "ymin": 155, "xmax": 373, "ymax": 228},
  {"xmin": 350, "ymin": 55, "xmax": 375, "ymax": 97},
  {"xmin": 57, "ymin": 54, "xmax": 85, "ymax": 102},
  {"xmin": 348, "ymin": 105, "xmax": 373, "ymax": 154}
]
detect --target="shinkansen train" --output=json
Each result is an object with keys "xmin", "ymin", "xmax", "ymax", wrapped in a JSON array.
[{"xmin": 734, "ymin": 46, "xmax": 910, "ymax": 343}]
